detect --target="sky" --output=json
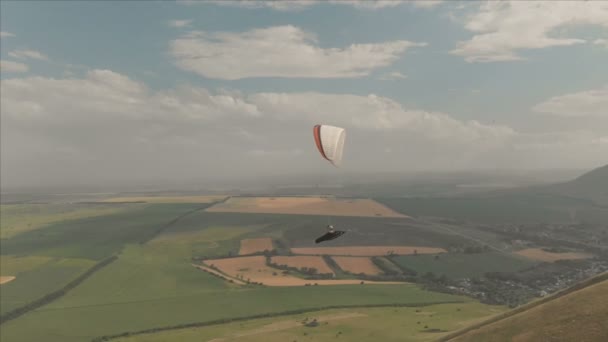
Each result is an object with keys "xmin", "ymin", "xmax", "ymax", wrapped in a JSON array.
[{"xmin": 1, "ymin": 0, "xmax": 607, "ymax": 189}]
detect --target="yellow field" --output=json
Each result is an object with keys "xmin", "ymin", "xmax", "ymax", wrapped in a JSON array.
[
  {"xmin": 0, "ymin": 276, "xmax": 16, "ymax": 285},
  {"xmin": 102, "ymin": 196, "xmax": 225, "ymax": 203},
  {"xmin": 203, "ymin": 256, "xmax": 404, "ymax": 286},
  {"xmin": 332, "ymin": 256, "xmax": 382, "ymax": 275},
  {"xmin": 515, "ymin": 248, "xmax": 593, "ymax": 262},
  {"xmin": 270, "ymin": 256, "xmax": 334, "ymax": 274},
  {"xmin": 205, "ymin": 196, "xmax": 408, "ymax": 218},
  {"xmin": 239, "ymin": 238, "xmax": 274, "ymax": 255},
  {"xmin": 291, "ymin": 246, "xmax": 446, "ymax": 256}
]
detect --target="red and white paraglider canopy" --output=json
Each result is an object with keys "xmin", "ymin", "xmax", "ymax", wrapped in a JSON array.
[{"xmin": 313, "ymin": 124, "xmax": 346, "ymax": 167}]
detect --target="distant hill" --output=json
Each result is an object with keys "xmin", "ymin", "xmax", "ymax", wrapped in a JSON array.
[
  {"xmin": 493, "ymin": 164, "xmax": 608, "ymax": 206},
  {"xmin": 443, "ymin": 273, "xmax": 608, "ymax": 342},
  {"xmin": 542, "ymin": 164, "xmax": 608, "ymax": 204}
]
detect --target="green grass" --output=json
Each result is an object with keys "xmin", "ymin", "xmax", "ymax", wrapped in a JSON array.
[
  {"xmin": 114, "ymin": 302, "xmax": 506, "ymax": 342},
  {"xmin": 0, "ymin": 255, "xmax": 95, "ymax": 314},
  {"xmin": 0, "ymin": 242, "xmax": 469, "ymax": 342},
  {"xmin": 0, "ymin": 203, "xmax": 138, "ymax": 239},
  {"xmin": 0, "ymin": 203, "xmax": 204, "ymax": 260},
  {"xmin": 391, "ymin": 253, "xmax": 537, "ymax": 279}
]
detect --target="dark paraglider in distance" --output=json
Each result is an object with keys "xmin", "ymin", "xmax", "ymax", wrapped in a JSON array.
[{"xmin": 314, "ymin": 225, "xmax": 346, "ymax": 244}]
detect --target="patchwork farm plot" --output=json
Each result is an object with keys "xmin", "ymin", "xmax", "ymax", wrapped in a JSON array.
[
  {"xmin": 270, "ymin": 256, "xmax": 334, "ymax": 275},
  {"xmin": 332, "ymin": 257, "xmax": 382, "ymax": 275},
  {"xmin": 201, "ymin": 256, "xmax": 402, "ymax": 286},
  {"xmin": 291, "ymin": 246, "xmax": 447, "ymax": 256},
  {"xmin": 206, "ymin": 196, "xmax": 408, "ymax": 218}
]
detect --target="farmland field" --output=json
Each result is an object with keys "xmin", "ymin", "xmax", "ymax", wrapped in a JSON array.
[
  {"xmin": 271, "ymin": 256, "xmax": 334, "ymax": 274},
  {"xmin": 333, "ymin": 257, "xmax": 382, "ymax": 275},
  {"xmin": 514, "ymin": 248, "xmax": 593, "ymax": 262},
  {"xmin": 391, "ymin": 253, "xmax": 537, "ymax": 279},
  {"xmin": 240, "ymin": 238, "xmax": 274, "ymax": 255},
  {"xmin": 0, "ymin": 199, "xmax": 536, "ymax": 342},
  {"xmin": 292, "ymin": 246, "xmax": 446, "ymax": 256},
  {"xmin": 0, "ymin": 203, "xmax": 138, "ymax": 239},
  {"xmin": 0, "ymin": 255, "xmax": 95, "ymax": 314},
  {"xmin": 203, "ymin": 256, "xmax": 394, "ymax": 286},
  {"xmin": 115, "ymin": 302, "xmax": 506, "ymax": 342},
  {"xmin": 206, "ymin": 196, "xmax": 408, "ymax": 218},
  {"xmin": 102, "ymin": 195, "xmax": 226, "ymax": 203},
  {"xmin": 0, "ymin": 241, "xmax": 467, "ymax": 342},
  {"xmin": 0, "ymin": 203, "xmax": 204, "ymax": 260}
]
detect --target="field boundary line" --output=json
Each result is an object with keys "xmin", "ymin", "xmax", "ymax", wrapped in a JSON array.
[
  {"xmin": 437, "ymin": 271, "xmax": 608, "ymax": 341},
  {"xmin": 139, "ymin": 204, "xmax": 215, "ymax": 244},
  {"xmin": 90, "ymin": 300, "xmax": 467, "ymax": 341},
  {"xmin": 0, "ymin": 255, "xmax": 118, "ymax": 325}
]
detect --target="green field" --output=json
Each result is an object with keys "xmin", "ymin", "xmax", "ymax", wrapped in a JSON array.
[
  {"xmin": 0, "ymin": 203, "xmax": 138, "ymax": 239},
  {"xmin": 0, "ymin": 255, "xmax": 95, "ymax": 314},
  {"xmin": 391, "ymin": 253, "xmax": 537, "ymax": 279},
  {"xmin": 0, "ymin": 203, "xmax": 205, "ymax": 260},
  {"xmin": 115, "ymin": 302, "xmax": 506, "ymax": 342}
]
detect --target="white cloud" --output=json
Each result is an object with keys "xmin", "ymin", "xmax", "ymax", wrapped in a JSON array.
[
  {"xmin": 533, "ymin": 86, "xmax": 608, "ymax": 117},
  {"xmin": 0, "ymin": 31, "xmax": 15, "ymax": 38},
  {"xmin": 410, "ymin": 0, "xmax": 443, "ymax": 9},
  {"xmin": 184, "ymin": 0, "xmax": 440, "ymax": 11},
  {"xmin": 2, "ymin": 69, "xmax": 605, "ymax": 187},
  {"xmin": 378, "ymin": 71, "xmax": 407, "ymax": 80},
  {"xmin": 8, "ymin": 49, "xmax": 49, "ymax": 61},
  {"xmin": 168, "ymin": 19, "xmax": 192, "ymax": 28},
  {"xmin": 594, "ymin": 39, "xmax": 608, "ymax": 47},
  {"xmin": 0, "ymin": 60, "xmax": 29, "ymax": 73},
  {"xmin": 451, "ymin": 1, "xmax": 608, "ymax": 62},
  {"xmin": 171, "ymin": 25, "xmax": 426, "ymax": 79}
]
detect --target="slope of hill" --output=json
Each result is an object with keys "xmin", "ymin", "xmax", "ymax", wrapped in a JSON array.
[
  {"xmin": 531, "ymin": 164, "xmax": 608, "ymax": 205},
  {"xmin": 443, "ymin": 273, "xmax": 608, "ymax": 342}
]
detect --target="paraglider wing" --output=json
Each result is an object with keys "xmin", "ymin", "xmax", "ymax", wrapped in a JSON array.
[{"xmin": 313, "ymin": 124, "xmax": 346, "ymax": 167}]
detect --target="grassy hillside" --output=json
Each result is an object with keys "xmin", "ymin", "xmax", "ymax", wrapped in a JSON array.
[
  {"xmin": 115, "ymin": 302, "xmax": 505, "ymax": 342},
  {"xmin": 445, "ymin": 275, "xmax": 608, "ymax": 342}
]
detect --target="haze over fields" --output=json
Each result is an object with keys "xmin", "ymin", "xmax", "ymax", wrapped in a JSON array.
[{"xmin": 1, "ymin": 1, "xmax": 607, "ymax": 342}]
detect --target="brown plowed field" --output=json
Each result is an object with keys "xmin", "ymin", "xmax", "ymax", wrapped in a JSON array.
[
  {"xmin": 270, "ymin": 256, "xmax": 334, "ymax": 274},
  {"xmin": 332, "ymin": 257, "xmax": 382, "ymax": 275},
  {"xmin": 291, "ymin": 246, "xmax": 446, "ymax": 256},
  {"xmin": 205, "ymin": 197, "xmax": 408, "ymax": 218},
  {"xmin": 239, "ymin": 238, "xmax": 274, "ymax": 255}
]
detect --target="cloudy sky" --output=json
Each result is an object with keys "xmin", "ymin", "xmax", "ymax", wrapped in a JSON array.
[{"xmin": 1, "ymin": 0, "xmax": 607, "ymax": 189}]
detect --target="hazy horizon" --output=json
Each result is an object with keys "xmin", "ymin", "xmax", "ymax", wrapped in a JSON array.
[{"xmin": 1, "ymin": 1, "xmax": 607, "ymax": 189}]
